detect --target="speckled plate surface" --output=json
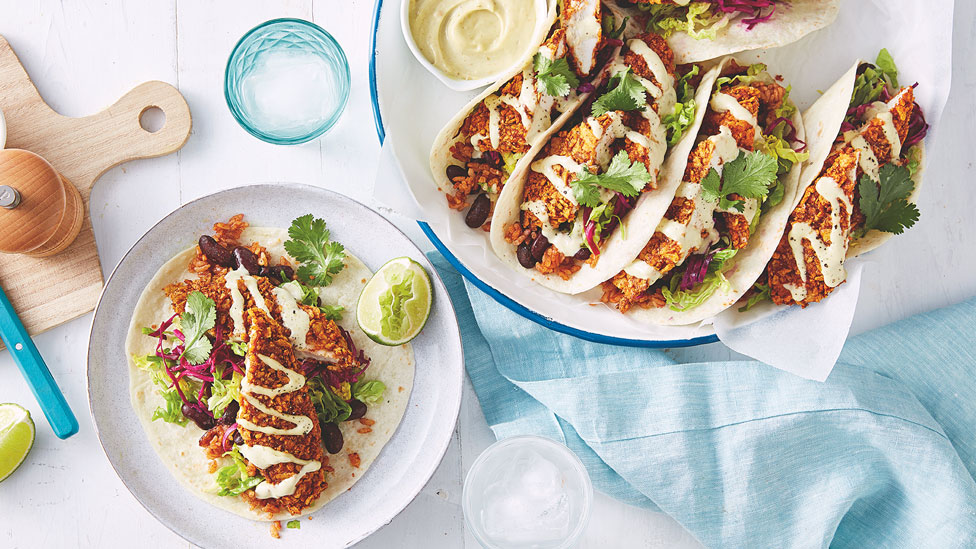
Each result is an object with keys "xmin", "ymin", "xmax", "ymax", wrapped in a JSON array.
[{"xmin": 87, "ymin": 183, "xmax": 463, "ymax": 549}]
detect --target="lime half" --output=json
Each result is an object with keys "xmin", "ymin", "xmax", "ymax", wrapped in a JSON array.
[
  {"xmin": 357, "ymin": 257, "xmax": 432, "ymax": 346},
  {"xmin": 0, "ymin": 403, "xmax": 35, "ymax": 483}
]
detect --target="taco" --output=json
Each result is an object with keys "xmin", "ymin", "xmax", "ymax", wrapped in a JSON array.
[
  {"xmin": 126, "ymin": 214, "xmax": 413, "ymax": 521},
  {"xmin": 604, "ymin": 0, "xmax": 840, "ymax": 64},
  {"xmin": 738, "ymin": 50, "xmax": 928, "ymax": 310},
  {"xmin": 489, "ymin": 31, "xmax": 721, "ymax": 293},
  {"xmin": 429, "ymin": 0, "xmax": 620, "ymax": 232},
  {"xmin": 598, "ymin": 58, "xmax": 806, "ymax": 324}
]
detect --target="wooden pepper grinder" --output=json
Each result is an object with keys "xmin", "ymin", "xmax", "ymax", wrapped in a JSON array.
[{"xmin": 0, "ymin": 148, "xmax": 84, "ymax": 257}]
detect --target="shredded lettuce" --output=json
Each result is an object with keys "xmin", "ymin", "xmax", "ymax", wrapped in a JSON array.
[
  {"xmin": 714, "ymin": 63, "xmax": 767, "ymax": 90},
  {"xmin": 738, "ymin": 283, "xmax": 771, "ymax": 312},
  {"xmin": 501, "ymin": 151, "xmax": 524, "ymax": 176},
  {"xmin": 663, "ymin": 66, "xmax": 700, "ymax": 146},
  {"xmin": 207, "ymin": 364, "xmax": 243, "ymax": 419},
  {"xmin": 646, "ymin": 2, "xmax": 729, "ymax": 40},
  {"xmin": 216, "ymin": 447, "xmax": 263, "ymax": 496},
  {"xmin": 352, "ymin": 380, "xmax": 386, "ymax": 405},
  {"xmin": 227, "ymin": 340, "xmax": 248, "ymax": 357},
  {"xmin": 152, "ymin": 388, "xmax": 189, "ymax": 426},
  {"xmin": 906, "ymin": 145, "xmax": 922, "ymax": 177},
  {"xmin": 134, "ymin": 353, "xmax": 191, "ymax": 426},
  {"xmin": 308, "ymin": 378, "xmax": 352, "ymax": 424},
  {"xmin": 661, "ymin": 247, "xmax": 737, "ymax": 311}
]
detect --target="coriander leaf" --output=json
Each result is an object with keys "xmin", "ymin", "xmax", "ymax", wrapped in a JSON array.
[
  {"xmin": 738, "ymin": 283, "xmax": 770, "ymax": 312},
  {"xmin": 571, "ymin": 151, "xmax": 650, "ymax": 208},
  {"xmin": 534, "ymin": 53, "xmax": 579, "ymax": 98},
  {"xmin": 179, "ymin": 291, "xmax": 216, "ymax": 365},
  {"xmin": 318, "ymin": 304, "xmax": 344, "ymax": 321},
  {"xmin": 591, "ymin": 68, "xmax": 647, "ymax": 117},
  {"xmin": 216, "ymin": 447, "xmax": 263, "ymax": 497},
  {"xmin": 856, "ymin": 163, "xmax": 919, "ymax": 237},
  {"xmin": 701, "ymin": 151, "xmax": 777, "ymax": 212},
  {"xmin": 284, "ymin": 214, "xmax": 346, "ymax": 287},
  {"xmin": 352, "ymin": 380, "xmax": 387, "ymax": 405},
  {"xmin": 379, "ymin": 271, "xmax": 415, "ymax": 340},
  {"xmin": 286, "ymin": 520, "xmax": 302, "ymax": 530},
  {"xmin": 875, "ymin": 48, "xmax": 900, "ymax": 89},
  {"xmin": 699, "ymin": 168, "xmax": 723, "ymax": 204}
]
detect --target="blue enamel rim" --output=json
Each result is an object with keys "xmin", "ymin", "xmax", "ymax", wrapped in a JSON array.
[{"xmin": 368, "ymin": 0, "xmax": 717, "ymax": 348}]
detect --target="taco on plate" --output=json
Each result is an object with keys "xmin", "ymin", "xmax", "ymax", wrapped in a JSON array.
[
  {"xmin": 598, "ymin": 58, "xmax": 807, "ymax": 324},
  {"xmin": 489, "ymin": 31, "xmax": 721, "ymax": 293},
  {"xmin": 739, "ymin": 50, "xmax": 928, "ymax": 310},
  {"xmin": 126, "ymin": 214, "xmax": 413, "ymax": 521},
  {"xmin": 604, "ymin": 0, "xmax": 840, "ymax": 64}
]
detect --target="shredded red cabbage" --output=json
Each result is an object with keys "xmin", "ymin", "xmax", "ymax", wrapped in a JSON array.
[
  {"xmin": 605, "ymin": 38, "xmax": 624, "ymax": 47},
  {"xmin": 709, "ymin": 0, "xmax": 780, "ymax": 30},
  {"xmin": 577, "ymin": 82, "xmax": 596, "ymax": 94},
  {"xmin": 149, "ymin": 316, "xmax": 244, "ymax": 408},
  {"xmin": 584, "ymin": 221, "xmax": 599, "ymax": 255},
  {"xmin": 904, "ymin": 89, "xmax": 929, "ymax": 147},
  {"xmin": 221, "ymin": 423, "xmax": 238, "ymax": 452},
  {"xmin": 679, "ymin": 248, "xmax": 718, "ymax": 291}
]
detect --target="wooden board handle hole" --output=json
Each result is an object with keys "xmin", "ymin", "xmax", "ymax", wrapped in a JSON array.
[{"xmin": 139, "ymin": 106, "xmax": 166, "ymax": 134}]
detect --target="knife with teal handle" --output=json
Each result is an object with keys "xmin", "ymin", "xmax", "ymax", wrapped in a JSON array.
[{"xmin": 0, "ymin": 283, "xmax": 78, "ymax": 439}]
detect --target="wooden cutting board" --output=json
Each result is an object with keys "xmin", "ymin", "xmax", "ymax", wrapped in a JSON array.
[{"xmin": 0, "ymin": 34, "xmax": 192, "ymax": 348}]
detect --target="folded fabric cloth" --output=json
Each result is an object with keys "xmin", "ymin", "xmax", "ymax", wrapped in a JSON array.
[{"xmin": 431, "ymin": 252, "xmax": 976, "ymax": 548}]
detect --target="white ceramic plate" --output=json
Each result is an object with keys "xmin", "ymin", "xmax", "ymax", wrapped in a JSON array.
[{"xmin": 87, "ymin": 183, "xmax": 464, "ymax": 549}]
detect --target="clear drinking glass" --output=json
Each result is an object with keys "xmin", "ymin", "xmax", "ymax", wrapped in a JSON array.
[
  {"xmin": 463, "ymin": 436, "xmax": 593, "ymax": 549},
  {"xmin": 224, "ymin": 18, "xmax": 351, "ymax": 145}
]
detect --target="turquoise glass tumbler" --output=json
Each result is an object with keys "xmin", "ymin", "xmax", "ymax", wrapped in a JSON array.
[{"xmin": 225, "ymin": 18, "xmax": 351, "ymax": 145}]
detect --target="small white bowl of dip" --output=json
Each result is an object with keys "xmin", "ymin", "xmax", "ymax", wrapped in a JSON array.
[{"xmin": 401, "ymin": 0, "xmax": 551, "ymax": 92}]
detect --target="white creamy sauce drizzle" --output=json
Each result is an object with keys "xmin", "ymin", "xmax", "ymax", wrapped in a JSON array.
[
  {"xmin": 235, "ymin": 354, "xmax": 322, "ymax": 499},
  {"xmin": 530, "ymin": 155, "xmax": 584, "ymax": 205},
  {"xmin": 783, "ymin": 92, "xmax": 906, "ymax": 301},
  {"xmin": 623, "ymin": 126, "xmax": 740, "ymax": 282},
  {"xmin": 467, "ymin": 35, "xmax": 581, "ymax": 155},
  {"xmin": 521, "ymin": 36, "xmax": 681, "ymax": 257},
  {"xmin": 272, "ymin": 283, "xmax": 310, "ymax": 349},
  {"xmin": 710, "ymin": 92, "xmax": 758, "ymax": 143},
  {"xmin": 225, "ymin": 266, "xmax": 270, "ymax": 335},
  {"xmin": 782, "ymin": 175, "xmax": 854, "ymax": 302}
]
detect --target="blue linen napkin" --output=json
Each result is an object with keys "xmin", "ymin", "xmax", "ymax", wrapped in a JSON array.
[{"xmin": 430, "ymin": 253, "xmax": 976, "ymax": 548}]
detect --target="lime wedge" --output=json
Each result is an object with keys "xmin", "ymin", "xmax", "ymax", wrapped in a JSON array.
[
  {"xmin": 357, "ymin": 257, "xmax": 432, "ymax": 346},
  {"xmin": 0, "ymin": 403, "xmax": 35, "ymax": 483}
]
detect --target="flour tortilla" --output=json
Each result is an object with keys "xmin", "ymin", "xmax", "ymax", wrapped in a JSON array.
[
  {"xmin": 487, "ymin": 61, "xmax": 723, "ymax": 294},
  {"xmin": 628, "ymin": 57, "xmax": 806, "ymax": 325},
  {"xmin": 428, "ymin": 1, "xmax": 560, "ymax": 199},
  {"xmin": 605, "ymin": 0, "xmax": 840, "ymax": 64},
  {"xmin": 125, "ymin": 227, "xmax": 414, "ymax": 521}
]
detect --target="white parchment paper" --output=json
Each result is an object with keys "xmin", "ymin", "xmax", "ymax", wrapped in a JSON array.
[{"xmin": 373, "ymin": 0, "xmax": 954, "ymax": 378}]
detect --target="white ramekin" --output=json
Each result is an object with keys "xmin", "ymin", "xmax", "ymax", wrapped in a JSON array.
[{"xmin": 400, "ymin": 0, "xmax": 550, "ymax": 92}]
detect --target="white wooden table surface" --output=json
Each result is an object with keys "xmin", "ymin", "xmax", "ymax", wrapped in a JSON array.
[{"xmin": 0, "ymin": 1, "xmax": 973, "ymax": 548}]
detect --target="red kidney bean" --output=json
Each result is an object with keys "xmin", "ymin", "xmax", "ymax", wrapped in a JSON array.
[
  {"xmin": 446, "ymin": 164, "xmax": 467, "ymax": 181},
  {"xmin": 233, "ymin": 247, "xmax": 262, "ymax": 275},
  {"xmin": 465, "ymin": 193, "xmax": 491, "ymax": 228},
  {"xmin": 182, "ymin": 402, "xmax": 215, "ymax": 430},
  {"xmin": 260, "ymin": 264, "xmax": 294, "ymax": 281},
  {"xmin": 517, "ymin": 242, "xmax": 536, "ymax": 268},
  {"xmin": 483, "ymin": 151, "xmax": 502, "ymax": 168},
  {"xmin": 321, "ymin": 422, "xmax": 344, "ymax": 454},
  {"xmin": 346, "ymin": 399, "xmax": 367, "ymax": 421},
  {"xmin": 530, "ymin": 234, "xmax": 550, "ymax": 260},
  {"xmin": 198, "ymin": 235, "xmax": 235, "ymax": 268},
  {"xmin": 574, "ymin": 247, "xmax": 592, "ymax": 261},
  {"xmin": 233, "ymin": 429, "xmax": 244, "ymax": 446},
  {"xmin": 218, "ymin": 401, "xmax": 239, "ymax": 425}
]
